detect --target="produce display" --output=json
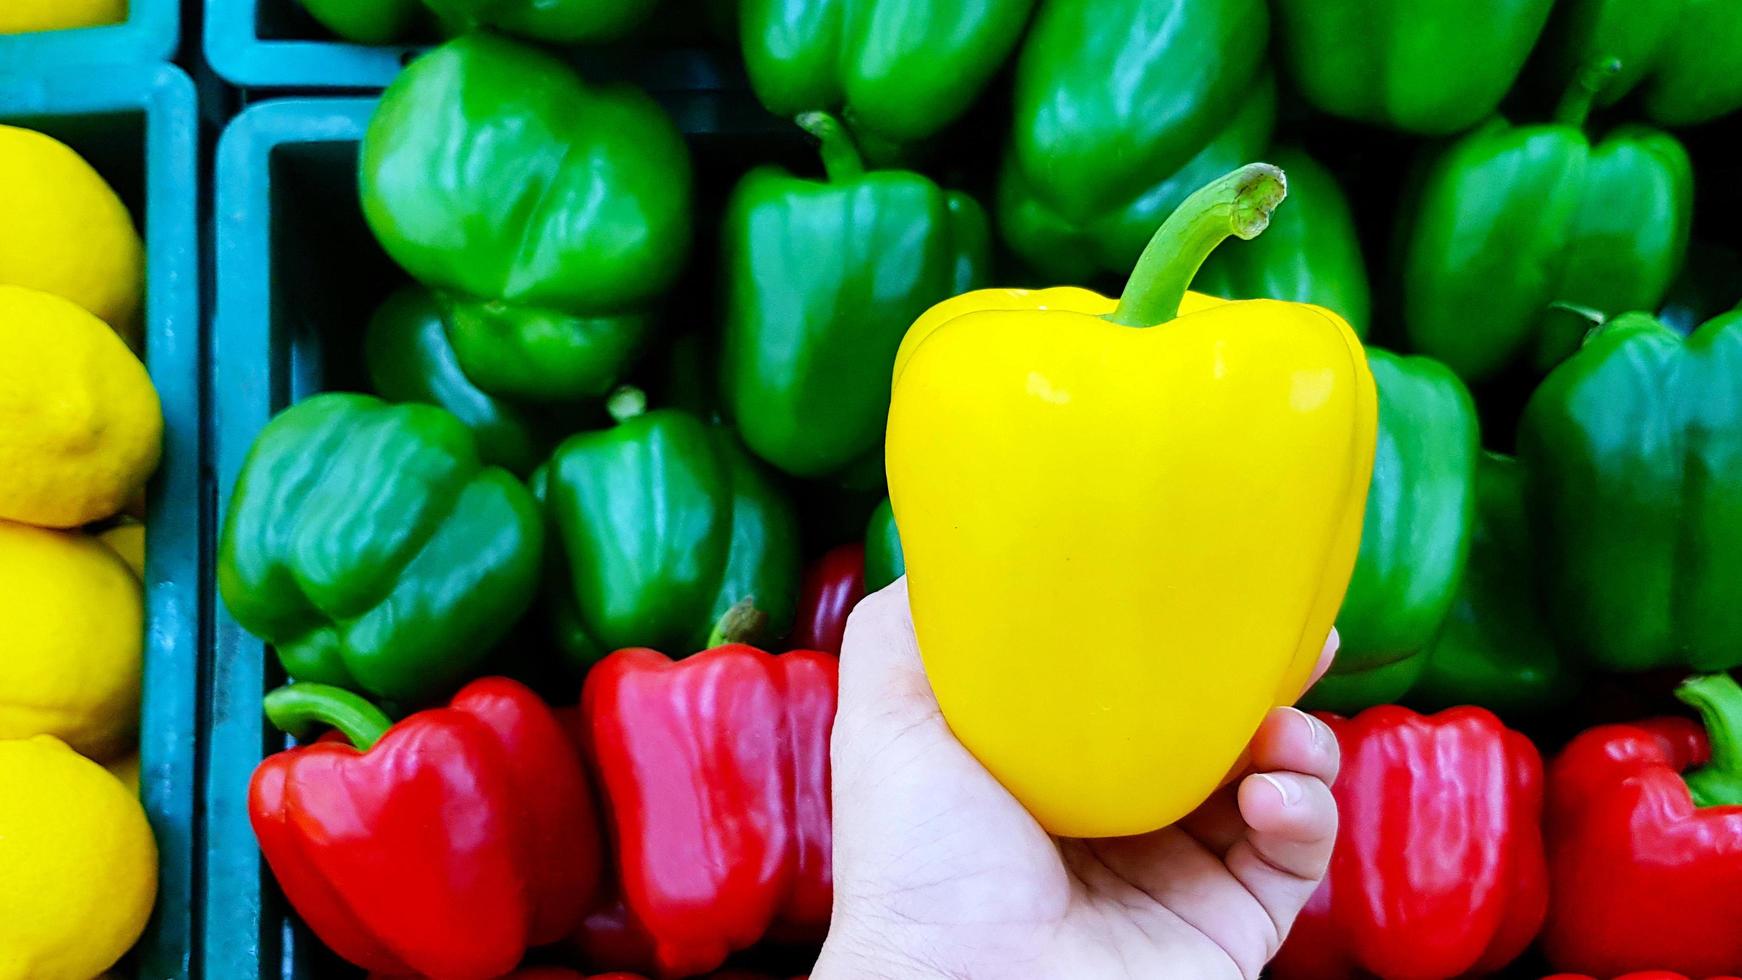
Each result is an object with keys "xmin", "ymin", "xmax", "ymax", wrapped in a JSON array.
[
  {"xmin": 0, "ymin": 125, "xmax": 160, "ymax": 977},
  {"xmin": 6, "ymin": 0, "xmax": 1742, "ymax": 977}
]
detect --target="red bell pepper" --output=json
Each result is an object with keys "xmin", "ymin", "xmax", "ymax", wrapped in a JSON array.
[
  {"xmin": 1543, "ymin": 673, "xmax": 1742, "ymax": 976},
  {"xmin": 788, "ymin": 543, "xmax": 864, "ymax": 654},
  {"xmin": 1270, "ymin": 705, "xmax": 1547, "ymax": 980},
  {"xmin": 582, "ymin": 644, "xmax": 837, "ymax": 977},
  {"xmin": 251, "ymin": 677, "xmax": 602, "ymax": 979},
  {"xmin": 1544, "ymin": 973, "xmax": 1742, "ymax": 980},
  {"xmin": 570, "ymin": 897, "xmax": 660, "ymax": 976}
]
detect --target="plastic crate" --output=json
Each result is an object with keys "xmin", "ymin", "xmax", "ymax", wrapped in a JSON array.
[
  {"xmin": 206, "ymin": 91, "xmax": 796, "ymax": 978},
  {"xmin": 0, "ymin": 63, "xmax": 200, "ymax": 980},
  {"xmin": 0, "ymin": 0, "xmax": 178, "ymax": 70},
  {"xmin": 203, "ymin": 0, "xmax": 741, "ymax": 91}
]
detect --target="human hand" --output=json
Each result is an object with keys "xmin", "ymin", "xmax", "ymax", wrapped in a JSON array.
[{"xmin": 814, "ymin": 579, "xmax": 1341, "ymax": 980}]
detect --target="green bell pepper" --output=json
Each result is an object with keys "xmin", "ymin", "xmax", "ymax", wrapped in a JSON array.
[
  {"xmin": 360, "ymin": 35, "xmax": 693, "ymax": 403},
  {"xmin": 1272, "ymin": 0, "xmax": 1554, "ymax": 135},
  {"xmin": 296, "ymin": 0, "xmax": 423, "ymax": 44},
  {"xmin": 996, "ymin": 0, "xmax": 1273, "ymax": 281},
  {"xmin": 1306, "ymin": 350, "xmax": 1479, "ymax": 713},
  {"xmin": 425, "ymin": 0, "xmax": 656, "ymax": 43},
  {"xmin": 1519, "ymin": 309, "xmax": 1742, "ymax": 673},
  {"xmin": 864, "ymin": 497, "xmax": 905, "ymax": 593},
  {"xmin": 1190, "ymin": 147, "xmax": 1370, "ymax": 338},
  {"xmin": 218, "ymin": 394, "xmax": 543, "ymax": 703},
  {"xmin": 1400, "ymin": 63, "xmax": 1692, "ymax": 381},
  {"xmin": 1408, "ymin": 453, "xmax": 1574, "ymax": 716},
  {"xmin": 720, "ymin": 113, "xmax": 989, "ymax": 482},
  {"xmin": 542, "ymin": 390, "xmax": 801, "ymax": 667},
  {"xmin": 740, "ymin": 0, "xmax": 1036, "ymax": 162},
  {"xmin": 1547, "ymin": 0, "xmax": 1742, "ymax": 126},
  {"xmin": 364, "ymin": 286, "xmax": 562, "ymax": 477}
]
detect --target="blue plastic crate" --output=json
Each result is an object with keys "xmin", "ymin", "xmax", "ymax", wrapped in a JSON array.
[
  {"xmin": 204, "ymin": 0, "xmax": 740, "ymax": 91},
  {"xmin": 0, "ymin": 63, "xmax": 199, "ymax": 980},
  {"xmin": 0, "ymin": 0, "xmax": 178, "ymax": 70}
]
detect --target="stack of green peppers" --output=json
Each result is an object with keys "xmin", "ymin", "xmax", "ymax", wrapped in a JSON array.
[
  {"xmin": 361, "ymin": 34, "xmax": 694, "ymax": 404},
  {"xmin": 1399, "ymin": 61, "xmax": 1692, "ymax": 382},
  {"xmin": 297, "ymin": 0, "xmax": 660, "ymax": 45},
  {"xmin": 997, "ymin": 0, "xmax": 1274, "ymax": 281}
]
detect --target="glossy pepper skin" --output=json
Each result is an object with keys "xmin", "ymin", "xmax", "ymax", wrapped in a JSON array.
[
  {"xmin": 1401, "ymin": 67, "xmax": 1693, "ymax": 381},
  {"xmin": 739, "ymin": 0, "xmax": 1035, "ymax": 162},
  {"xmin": 364, "ymin": 285, "xmax": 554, "ymax": 477},
  {"xmin": 1308, "ymin": 349, "xmax": 1479, "ymax": 713},
  {"xmin": 361, "ymin": 35, "xmax": 693, "ymax": 403},
  {"xmin": 888, "ymin": 165, "xmax": 1376, "ymax": 837},
  {"xmin": 791, "ymin": 544, "xmax": 865, "ymax": 655},
  {"xmin": 250, "ymin": 678, "xmax": 601, "ymax": 979},
  {"xmin": 1192, "ymin": 147, "xmax": 1370, "ymax": 338},
  {"xmin": 583, "ymin": 644, "xmax": 837, "ymax": 977},
  {"xmin": 218, "ymin": 394, "xmax": 542, "ymax": 704},
  {"xmin": 425, "ymin": 0, "xmax": 656, "ymax": 43},
  {"xmin": 1520, "ymin": 310, "xmax": 1742, "ymax": 673},
  {"xmin": 296, "ymin": 0, "xmax": 422, "ymax": 43},
  {"xmin": 1410, "ymin": 453, "xmax": 1574, "ymax": 716},
  {"xmin": 997, "ymin": 0, "xmax": 1273, "ymax": 281},
  {"xmin": 1273, "ymin": 0, "xmax": 1553, "ymax": 135},
  {"xmin": 863, "ymin": 497, "xmax": 904, "ymax": 593},
  {"xmin": 542, "ymin": 393, "xmax": 801, "ymax": 668},
  {"xmin": 1547, "ymin": 0, "xmax": 1742, "ymax": 126},
  {"xmin": 1543, "ymin": 675, "xmax": 1742, "ymax": 974},
  {"xmin": 1547, "ymin": 974, "xmax": 1742, "ymax": 980},
  {"xmin": 720, "ymin": 113, "xmax": 989, "ymax": 481},
  {"xmin": 1271, "ymin": 706, "xmax": 1548, "ymax": 980}
]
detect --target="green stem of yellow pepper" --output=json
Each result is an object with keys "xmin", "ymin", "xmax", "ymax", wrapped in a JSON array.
[
  {"xmin": 263, "ymin": 683, "xmax": 394, "ymax": 750},
  {"xmin": 1108, "ymin": 163, "xmax": 1288, "ymax": 328},
  {"xmin": 1556, "ymin": 57, "xmax": 1623, "ymax": 128},
  {"xmin": 796, "ymin": 111, "xmax": 866, "ymax": 182}
]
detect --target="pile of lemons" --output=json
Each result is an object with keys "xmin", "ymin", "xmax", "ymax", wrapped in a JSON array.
[{"xmin": 0, "ymin": 124, "xmax": 162, "ymax": 980}]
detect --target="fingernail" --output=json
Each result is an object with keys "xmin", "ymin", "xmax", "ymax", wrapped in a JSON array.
[
  {"xmin": 1287, "ymin": 706, "xmax": 1327, "ymax": 749},
  {"xmin": 1257, "ymin": 772, "xmax": 1300, "ymax": 807}
]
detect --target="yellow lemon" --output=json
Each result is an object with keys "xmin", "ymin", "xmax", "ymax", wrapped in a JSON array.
[
  {"xmin": 99, "ymin": 518, "xmax": 146, "ymax": 577},
  {"xmin": 0, "ymin": 285, "xmax": 162, "ymax": 527},
  {"xmin": 0, "ymin": 0, "xmax": 126, "ymax": 33},
  {"xmin": 0, "ymin": 124, "xmax": 142, "ymax": 341},
  {"xmin": 0, "ymin": 735, "xmax": 157, "ymax": 980},
  {"xmin": 0, "ymin": 521, "xmax": 142, "ymax": 761}
]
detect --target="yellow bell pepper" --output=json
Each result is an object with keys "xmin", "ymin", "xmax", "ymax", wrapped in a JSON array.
[{"xmin": 886, "ymin": 164, "xmax": 1377, "ymax": 838}]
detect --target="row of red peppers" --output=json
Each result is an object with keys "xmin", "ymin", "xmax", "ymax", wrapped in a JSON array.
[{"xmin": 248, "ymin": 548, "xmax": 1742, "ymax": 979}]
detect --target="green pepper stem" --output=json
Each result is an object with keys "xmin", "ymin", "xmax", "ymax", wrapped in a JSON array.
[
  {"xmin": 263, "ymin": 683, "xmax": 394, "ymax": 751},
  {"xmin": 1676, "ymin": 672, "xmax": 1742, "ymax": 807},
  {"xmin": 1556, "ymin": 57, "xmax": 1622, "ymax": 128},
  {"xmin": 707, "ymin": 596, "xmax": 769, "ymax": 649},
  {"xmin": 606, "ymin": 385, "xmax": 647, "ymax": 425},
  {"xmin": 1107, "ymin": 163, "xmax": 1287, "ymax": 328},
  {"xmin": 796, "ymin": 112, "xmax": 865, "ymax": 182}
]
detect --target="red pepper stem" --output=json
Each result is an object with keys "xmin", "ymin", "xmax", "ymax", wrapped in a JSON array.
[
  {"xmin": 263, "ymin": 683, "xmax": 394, "ymax": 751},
  {"xmin": 796, "ymin": 111, "xmax": 865, "ymax": 182},
  {"xmin": 1556, "ymin": 56, "xmax": 1622, "ymax": 128},
  {"xmin": 707, "ymin": 596, "xmax": 769, "ymax": 650},
  {"xmin": 1107, "ymin": 163, "xmax": 1287, "ymax": 328},
  {"xmin": 606, "ymin": 385, "xmax": 647, "ymax": 425},
  {"xmin": 1676, "ymin": 672, "xmax": 1742, "ymax": 807}
]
